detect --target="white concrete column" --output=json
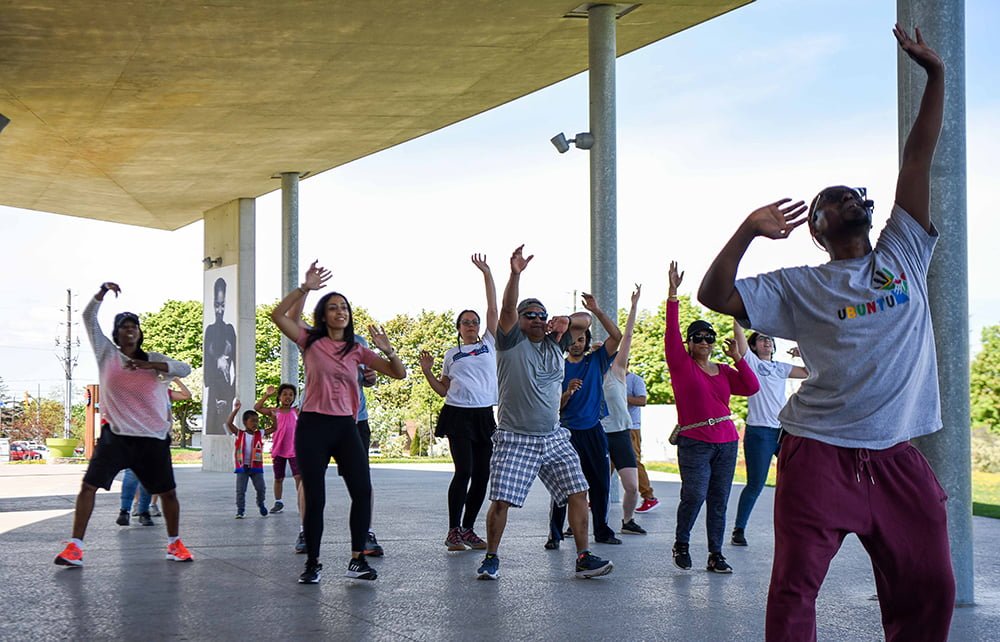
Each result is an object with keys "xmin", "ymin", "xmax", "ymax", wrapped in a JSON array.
[
  {"xmin": 202, "ymin": 198, "xmax": 256, "ymax": 473},
  {"xmin": 281, "ymin": 173, "xmax": 300, "ymax": 389}
]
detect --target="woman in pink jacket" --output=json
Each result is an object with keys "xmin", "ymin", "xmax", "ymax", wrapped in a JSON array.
[{"xmin": 665, "ymin": 261, "xmax": 759, "ymax": 574}]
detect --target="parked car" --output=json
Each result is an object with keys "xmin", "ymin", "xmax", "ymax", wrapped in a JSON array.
[{"xmin": 10, "ymin": 444, "xmax": 43, "ymax": 461}]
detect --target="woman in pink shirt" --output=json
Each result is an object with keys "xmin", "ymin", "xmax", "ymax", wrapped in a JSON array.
[
  {"xmin": 271, "ymin": 261, "xmax": 405, "ymax": 584},
  {"xmin": 665, "ymin": 261, "xmax": 759, "ymax": 574}
]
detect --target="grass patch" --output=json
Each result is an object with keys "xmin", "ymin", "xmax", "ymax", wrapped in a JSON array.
[{"xmin": 370, "ymin": 457, "xmax": 452, "ymax": 465}]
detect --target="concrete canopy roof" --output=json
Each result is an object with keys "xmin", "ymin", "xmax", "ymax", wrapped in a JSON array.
[{"xmin": 0, "ymin": 1, "xmax": 750, "ymax": 231}]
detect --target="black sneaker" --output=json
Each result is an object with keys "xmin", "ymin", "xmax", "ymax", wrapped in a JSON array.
[
  {"xmin": 731, "ymin": 528, "xmax": 747, "ymax": 546},
  {"xmin": 138, "ymin": 512, "xmax": 154, "ymax": 526},
  {"xmin": 544, "ymin": 537, "xmax": 560, "ymax": 550},
  {"xmin": 258, "ymin": 504, "xmax": 269, "ymax": 517},
  {"xmin": 707, "ymin": 552, "xmax": 733, "ymax": 574},
  {"xmin": 346, "ymin": 555, "xmax": 377, "ymax": 580},
  {"xmin": 621, "ymin": 519, "xmax": 647, "ymax": 535},
  {"xmin": 362, "ymin": 531, "xmax": 384, "ymax": 557},
  {"xmin": 672, "ymin": 542, "xmax": 692, "ymax": 570},
  {"xmin": 270, "ymin": 501, "xmax": 284, "ymax": 514},
  {"xmin": 575, "ymin": 551, "xmax": 613, "ymax": 579},
  {"xmin": 295, "ymin": 532, "xmax": 307, "ymax": 554},
  {"xmin": 595, "ymin": 533, "xmax": 622, "ymax": 545},
  {"xmin": 116, "ymin": 509, "xmax": 130, "ymax": 526},
  {"xmin": 298, "ymin": 561, "xmax": 322, "ymax": 584}
]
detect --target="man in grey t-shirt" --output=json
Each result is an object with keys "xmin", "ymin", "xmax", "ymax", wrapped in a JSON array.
[
  {"xmin": 475, "ymin": 245, "xmax": 613, "ymax": 581},
  {"xmin": 697, "ymin": 26, "xmax": 954, "ymax": 642}
]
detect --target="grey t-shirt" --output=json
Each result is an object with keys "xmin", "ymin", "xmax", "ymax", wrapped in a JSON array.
[
  {"xmin": 495, "ymin": 323, "xmax": 571, "ymax": 435},
  {"xmin": 735, "ymin": 204, "xmax": 941, "ymax": 449}
]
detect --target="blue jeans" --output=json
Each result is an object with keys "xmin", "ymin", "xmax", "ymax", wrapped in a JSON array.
[
  {"xmin": 734, "ymin": 425, "xmax": 781, "ymax": 530},
  {"xmin": 236, "ymin": 471, "xmax": 267, "ymax": 512},
  {"xmin": 675, "ymin": 437, "xmax": 738, "ymax": 553},
  {"xmin": 120, "ymin": 469, "xmax": 152, "ymax": 513}
]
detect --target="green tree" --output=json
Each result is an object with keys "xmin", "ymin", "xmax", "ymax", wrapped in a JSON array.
[
  {"xmin": 140, "ymin": 300, "xmax": 204, "ymax": 368},
  {"xmin": 972, "ymin": 324, "xmax": 1000, "ymax": 434},
  {"xmin": 621, "ymin": 295, "xmax": 748, "ymax": 421},
  {"xmin": 365, "ymin": 309, "xmax": 456, "ymax": 453}
]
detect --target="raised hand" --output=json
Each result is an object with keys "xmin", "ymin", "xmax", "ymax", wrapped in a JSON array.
[
  {"xmin": 510, "ymin": 245, "xmax": 534, "ymax": 275},
  {"xmin": 546, "ymin": 315, "xmax": 570, "ymax": 339},
  {"xmin": 788, "ymin": 346, "xmax": 801, "ymax": 359},
  {"xmin": 471, "ymin": 253, "xmax": 491, "ymax": 274},
  {"xmin": 418, "ymin": 350, "xmax": 435, "ymax": 373},
  {"xmin": 96, "ymin": 282, "xmax": 121, "ymax": 301},
  {"xmin": 630, "ymin": 283, "xmax": 642, "ymax": 307},
  {"xmin": 668, "ymin": 261, "xmax": 684, "ymax": 294},
  {"xmin": 723, "ymin": 338, "xmax": 741, "ymax": 361},
  {"xmin": 265, "ymin": 385, "xmax": 276, "ymax": 396},
  {"xmin": 893, "ymin": 24, "xmax": 943, "ymax": 73},
  {"xmin": 302, "ymin": 260, "xmax": 332, "ymax": 291},
  {"xmin": 233, "ymin": 399, "xmax": 242, "ymax": 412},
  {"xmin": 746, "ymin": 199, "xmax": 808, "ymax": 240},
  {"xmin": 580, "ymin": 292, "xmax": 601, "ymax": 313},
  {"xmin": 369, "ymin": 324, "xmax": 394, "ymax": 354}
]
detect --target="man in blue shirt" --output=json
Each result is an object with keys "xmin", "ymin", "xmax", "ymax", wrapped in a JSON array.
[{"xmin": 546, "ymin": 293, "xmax": 622, "ymax": 548}]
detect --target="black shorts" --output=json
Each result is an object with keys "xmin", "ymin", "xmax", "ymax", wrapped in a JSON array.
[
  {"xmin": 607, "ymin": 430, "xmax": 637, "ymax": 471},
  {"xmin": 83, "ymin": 427, "xmax": 176, "ymax": 495},
  {"xmin": 434, "ymin": 404, "xmax": 496, "ymax": 442}
]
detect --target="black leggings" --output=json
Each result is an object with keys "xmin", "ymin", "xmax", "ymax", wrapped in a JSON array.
[
  {"xmin": 295, "ymin": 412, "xmax": 372, "ymax": 562},
  {"xmin": 447, "ymin": 434, "xmax": 492, "ymax": 529}
]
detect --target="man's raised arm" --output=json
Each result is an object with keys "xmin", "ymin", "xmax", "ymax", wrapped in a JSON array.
[{"xmin": 892, "ymin": 24, "xmax": 945, "ymax": 232}]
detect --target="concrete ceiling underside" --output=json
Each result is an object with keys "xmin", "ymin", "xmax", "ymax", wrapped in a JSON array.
[{"xmin": 0, "ymin": 1, "xmax": 750, "ymax": 230}]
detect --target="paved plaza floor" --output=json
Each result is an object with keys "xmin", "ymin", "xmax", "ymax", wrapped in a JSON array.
[{"xmin": 1, "ymin": 463, "xmax": 998, "ymax": 641}]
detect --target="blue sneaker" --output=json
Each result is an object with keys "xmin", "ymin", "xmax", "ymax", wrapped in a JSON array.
[
  {"xmin": 259, "ymin": 504, "xmax": 269, "ymax": 517},
  {"xmin": 477, "ymin": 554, "xmax": 499, "ymax": 580},
  {"xmin": 575, "ymin": 551, "xmax": 613, "ymax": 579}
]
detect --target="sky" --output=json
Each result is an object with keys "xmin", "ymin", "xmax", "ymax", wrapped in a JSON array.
[{"xmin": 1, "ymin": 0, "xmax": 997, "ymax": 402}]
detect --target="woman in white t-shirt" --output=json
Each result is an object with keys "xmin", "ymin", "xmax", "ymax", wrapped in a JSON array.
[
  {"xmin": 419, "ymin": 254, "xmax": 498, "ymax": 552},
  {"xmin": 732, "ymin": 333, "xmax": 808, "ymax": 547}
]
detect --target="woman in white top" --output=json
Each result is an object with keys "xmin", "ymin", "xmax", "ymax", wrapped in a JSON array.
[
  {"xmin": 419, "ymin": 254, "xmax": 498, "ymax": 552},
  {"xmin": 600, "ymin": 285, "xmax": 646, "ymax": 535},
  {"xmin": 731, "ymin": 333, "xmax": 808, "ymax": 547}
]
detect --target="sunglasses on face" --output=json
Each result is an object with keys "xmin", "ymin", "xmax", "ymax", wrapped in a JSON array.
[
  {"xmin": 689, "ymin": 334, "xmax": 716, "ymax": 344},
  {"xmin": 459, "ymin": 319, "xmax": 480, "ymax": 327},
  {"xmin": 520, "ymin": 311, "xmax": 548, "ymax": 320}
]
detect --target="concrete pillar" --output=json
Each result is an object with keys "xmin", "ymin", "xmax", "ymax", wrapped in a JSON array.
[
  {"xmin": 898, "ymin": 0, "xmax": 973, "ymax": 605},
  {"xmin": 202, "ymin": 198, "xmax": 256, "ymax": 473},
  {"xmin": 280, "ymin": 173, "xmax": 300, "ymax": 389},
  {"xmin": 588, "ymin": 3, "xmax": 617, "ymax": 340}
]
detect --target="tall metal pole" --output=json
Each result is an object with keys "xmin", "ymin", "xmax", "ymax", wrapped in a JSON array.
[
  {"xmin": 588, "ymin": 4, "xmax": 617, "ymax": 341},
  {"xmin": 898, "ymin": 0, "xmax": 972, "ymax": 605},
  {"xmin": 63, "ymin": 289, "xmax": 72, "ymax": 438},
  {"xmin": 281, "ymin": 172, "xmax": 301, "ymax": 389}
]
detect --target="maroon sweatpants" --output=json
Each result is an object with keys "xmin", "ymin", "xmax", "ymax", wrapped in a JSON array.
[{"xmin": 766, "ymin": 434, "xmax": 955, "ymax": 642}]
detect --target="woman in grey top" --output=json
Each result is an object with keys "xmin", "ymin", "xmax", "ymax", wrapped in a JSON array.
[{"xmin": 600, "ymin": 285, "xmax": 645, "ymax": 535}]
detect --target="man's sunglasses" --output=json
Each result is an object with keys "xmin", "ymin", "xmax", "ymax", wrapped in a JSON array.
[
  {"xmin": 520, "ymin": 311, "xmax": 548, "ymax": 320},
  {"xmin": 689, "ymin": 334, "xmax": 716, "ymax": 344}
]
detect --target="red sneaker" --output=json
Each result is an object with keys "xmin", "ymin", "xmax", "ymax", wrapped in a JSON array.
[
  {"xmin": 166, "ymin": 539, "xmax": 194, "ymax": 562},
  {"xmin": 635, "ymin": 497, "xmax": 660, "ymax": 514},
  {"xmin": 54, "ymin": 541, "xmax": 83, "ymax": 567}
]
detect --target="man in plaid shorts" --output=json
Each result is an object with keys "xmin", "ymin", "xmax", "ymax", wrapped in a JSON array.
[{"xmin": 475, "ymin": 244, "xmax": 613, "ymax": 580}]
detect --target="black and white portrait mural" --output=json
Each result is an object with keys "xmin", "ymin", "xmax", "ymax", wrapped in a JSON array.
[{"xmin": 203, "ymin": 266, "xmax": 237, "ymax": 435}]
